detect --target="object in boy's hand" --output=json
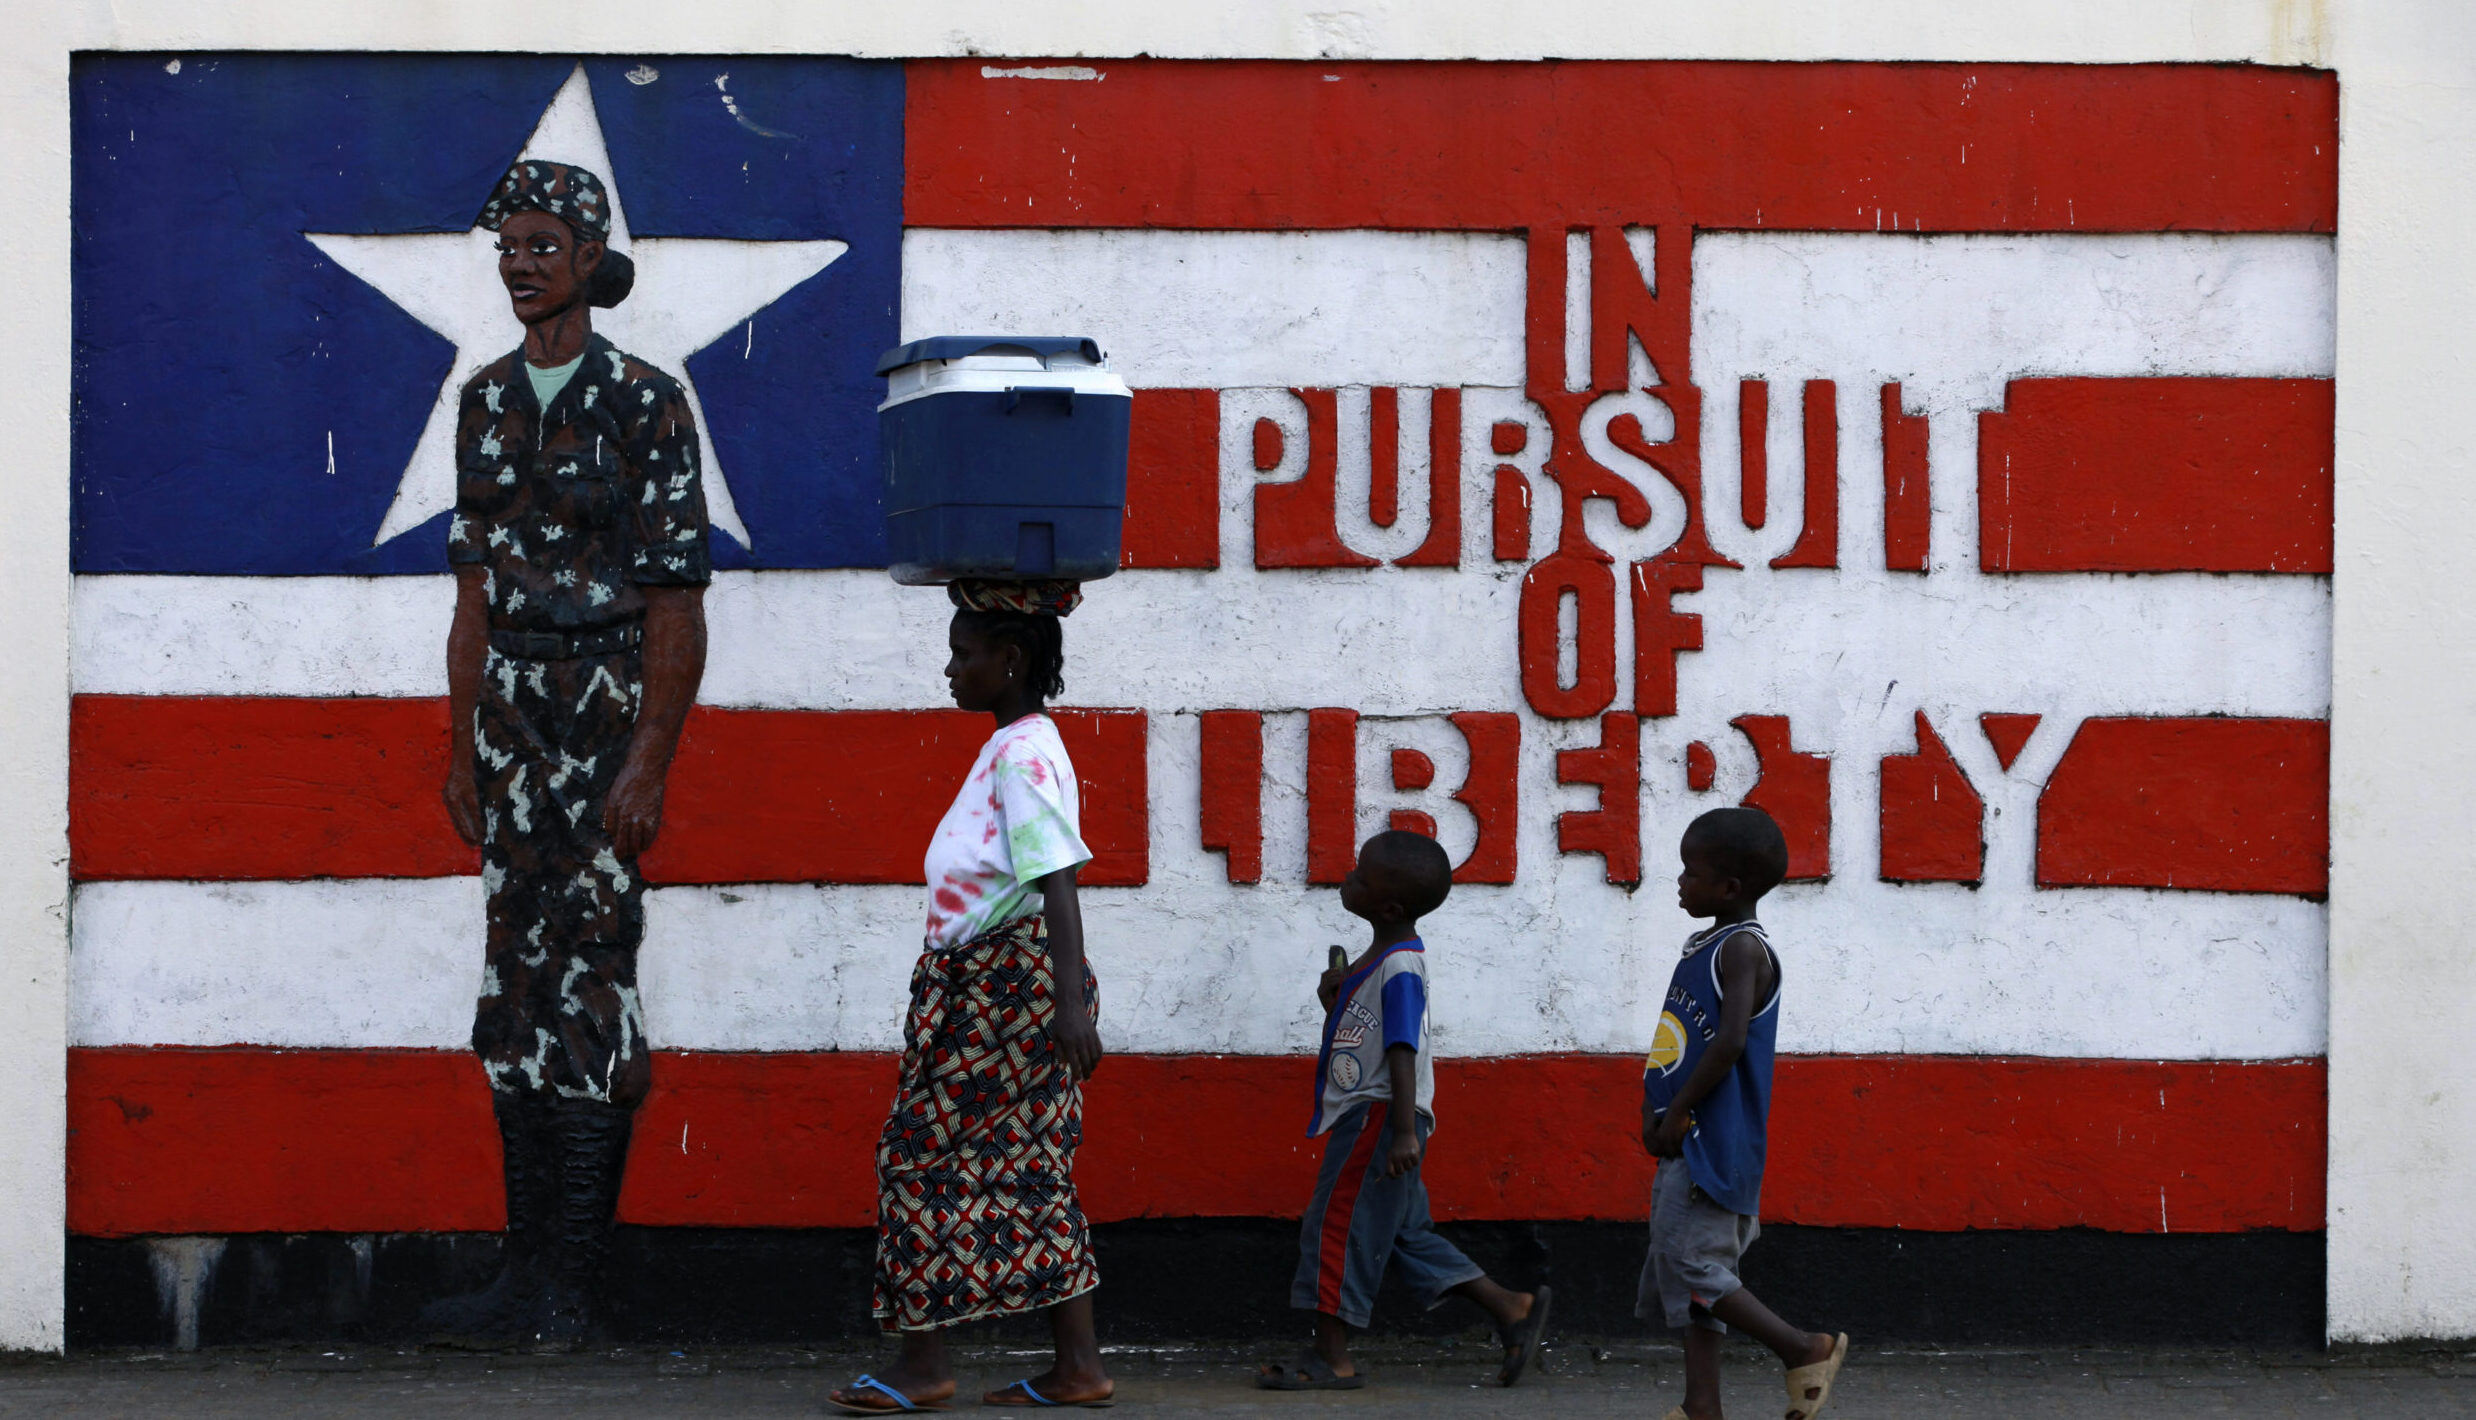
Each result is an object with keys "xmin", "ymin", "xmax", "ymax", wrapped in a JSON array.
[{"xmin": 1318, "ymin": 944, "xmax": 1350, "ymax": 1013}]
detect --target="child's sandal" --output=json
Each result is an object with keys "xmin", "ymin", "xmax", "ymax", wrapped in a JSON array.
[
  {"xmin": 1783, "ymin": 1332, "xmax": 1849, "ymax": 1420},
  {"xmin": 1255, "ymin": 1352, "xmax": 1365, "ymax": 1391},
  {"xmin": 1494, "ymin": 1284, "xmax": 1553, "ymax": 1386}
]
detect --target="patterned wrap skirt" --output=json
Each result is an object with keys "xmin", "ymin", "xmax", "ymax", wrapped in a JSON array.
[{"xmin": 872, "ymin": 914, "xmax": 1101, "ymax": 1331}]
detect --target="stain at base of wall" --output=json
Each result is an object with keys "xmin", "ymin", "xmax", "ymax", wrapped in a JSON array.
[{"xmin": 74, "ymin": 1222, "xmax": 2321, "ymax": 1351}]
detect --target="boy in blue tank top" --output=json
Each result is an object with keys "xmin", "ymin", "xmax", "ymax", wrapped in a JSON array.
[{"xmin": 1641, "ymin": 808, "xmax": 1848, "ymax": 1420}]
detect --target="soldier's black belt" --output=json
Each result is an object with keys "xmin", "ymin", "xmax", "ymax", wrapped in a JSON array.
[{"xmin": 488, "ymin": 621, "xmax": 644, "ymax": 661}]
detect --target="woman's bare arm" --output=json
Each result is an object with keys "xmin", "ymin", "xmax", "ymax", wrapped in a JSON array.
[{"xmin": 1037, "ymin": 866, "xmax": 1103, "ymax": 1082}]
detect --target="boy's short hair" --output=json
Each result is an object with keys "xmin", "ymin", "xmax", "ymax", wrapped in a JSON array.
[
  {"xmin": 1682, "ymin": 807, "xmax": 1790, "ymax": 900},
  {"xmin": 1364, "ymin": 829, "xmax": 1452, "ymax": 920}
]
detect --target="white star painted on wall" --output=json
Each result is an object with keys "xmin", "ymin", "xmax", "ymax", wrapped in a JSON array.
[{"xmin": 308, "ymin": 64, "xmax": 848, "ymax": 551}]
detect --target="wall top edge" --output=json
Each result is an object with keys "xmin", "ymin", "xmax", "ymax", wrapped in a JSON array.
[
  {"xmin": 26, "ymin": 0, "xmax": 2329, "ymax": 69},
  {"xmin": 58, "ymin": 48, "xmax": 2334, "ymax": 71}
]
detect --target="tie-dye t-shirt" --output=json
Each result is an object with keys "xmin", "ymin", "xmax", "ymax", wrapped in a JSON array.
[{"xmin": 921, "ymin": 713, "xmax": 1093, "ymax": 950}]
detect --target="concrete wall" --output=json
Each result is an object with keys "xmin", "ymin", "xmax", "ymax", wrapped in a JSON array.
[
  {"xmin": 2324, "ymin": 0, "xmax": 2476, "ymax": 1346},
  {"xmin": 3, "ymin": 0, "xmax": 2470, "ymax": 1351}
]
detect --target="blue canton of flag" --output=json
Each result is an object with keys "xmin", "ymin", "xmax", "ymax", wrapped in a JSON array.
[{"xmin": 72, "ymin": 55, "xmax": 903, "ymax": 574}]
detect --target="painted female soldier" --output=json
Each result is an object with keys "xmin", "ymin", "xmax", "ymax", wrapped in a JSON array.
[
  {"xmin": 829, "ymin": 582, "xmax": 1113, "ymax": 1413},
  {"xmin": 426, "ymin": 159, "xmax": 710, "ymax": 1347}
]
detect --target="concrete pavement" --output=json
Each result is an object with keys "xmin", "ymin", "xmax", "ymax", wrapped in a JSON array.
[{"xmin": 2, "ymin": 1339, "xmax": 2475, "ymax": 1417}]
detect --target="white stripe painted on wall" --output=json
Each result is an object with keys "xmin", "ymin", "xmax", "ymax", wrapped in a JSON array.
[
  {"xmin": 899, "ymin": 229, "xmax": 1529, "ymax": 389},
  {"xmin": 69, "ymin": 865, "xmax": 2325, "ymax": 1060},
  {"xmin": 894, "ymin": 230, "xmax": 2333, "ymax": 399},
  {"xmin": 72, "ymin": 569, "xmax": 2327, "ymax": 719},
  {"xmin": 70, "ymin": 878, "xmax": 484, "ymax": 1052},
  {"xmin": 1691, "ymin": 233, "xmax": 2336, "ymax": 399}
]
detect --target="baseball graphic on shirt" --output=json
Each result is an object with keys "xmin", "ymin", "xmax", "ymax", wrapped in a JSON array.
[
  {"xmin": 1646, "ymin": 1011, "xmax": 1689, "ymax": 1075},
  {"xmin": 1331, "ymin": 1053, "xmax": 1362, "ymax": 1091}
]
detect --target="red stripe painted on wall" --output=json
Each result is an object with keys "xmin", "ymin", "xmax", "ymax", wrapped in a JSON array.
[
  {"xmin": 652, "ymin": 707, "xmax": 1149, "ymax": 887},
  {"xmin": 906, "ymin": 61, "xmax": 2336, "ymax": 232},
  {"xmin": 1120, "ymin": 388, "xmax": 1220, "ymax": 570},
  {"xmin": 69, "ymin": 697, "xmax": 1149, "ymax": 887},
  {"xmin": 1978, "ymin": 378, "xmax": 2335, "ymax": 574},
  {"xmin": 68, "ymin": 1048, "xmax": 2324, "ymax": 1237},
  {"xmin": 2038, "ymin": 716, "xmax": 2328, "ymax": 894},
  {"xmin": 70, "ymin": 1047, "xmax": 504, "ymax": 1236},
  {"xmin": 70, "ymin": 695, "xmax": 476, "ymax": 881}
]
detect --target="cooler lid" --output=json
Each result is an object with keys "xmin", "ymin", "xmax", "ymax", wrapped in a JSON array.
[{"xmin": 875, "ymin": 336, "xmax": 1104, "ymax": 375}]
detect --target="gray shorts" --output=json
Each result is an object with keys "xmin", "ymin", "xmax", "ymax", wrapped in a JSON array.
[{"xmin": 1637, "ymin": 1160, "xmax": 1760, "ymax": 1332}]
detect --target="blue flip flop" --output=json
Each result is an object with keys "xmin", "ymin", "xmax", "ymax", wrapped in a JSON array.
[
  {"xmin": 829, "ymin": 1373, "xmax": 952, "ymax": 1413},
  {"xmin": 982, "ymin": 1377, "xmax": 1116, "ymax": 1408}
]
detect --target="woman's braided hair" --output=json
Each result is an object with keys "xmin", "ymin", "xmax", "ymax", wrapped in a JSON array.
[{"xmin": 957, "ymin": 608, "xmax": 1066, "ymax": 701}]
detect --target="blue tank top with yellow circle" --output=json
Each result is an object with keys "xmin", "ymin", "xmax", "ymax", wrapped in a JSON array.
[{"xmin": 1642, "ymin": 920, "xmax": 1780, "ymax": 1216}]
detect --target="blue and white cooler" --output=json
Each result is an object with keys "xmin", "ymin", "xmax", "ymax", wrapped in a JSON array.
[{"xmin": 875, "ymin": 336, "xmax": 1133, "ymax": 586}]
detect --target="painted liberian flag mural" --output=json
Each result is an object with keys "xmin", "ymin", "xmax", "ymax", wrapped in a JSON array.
[{"xmin": 68, "ymin": 54, "xmax": 2332, "ymax": 1290}]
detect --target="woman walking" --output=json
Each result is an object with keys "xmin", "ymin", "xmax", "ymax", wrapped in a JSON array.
[{"xmin": 831, "ymin": 580, "xmax": 1114, "ymax": 1413}]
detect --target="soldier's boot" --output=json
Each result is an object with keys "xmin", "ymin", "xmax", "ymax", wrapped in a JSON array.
[
  {"xmin": 533, "ymin": 1096, "xmax": 634, "ymax": 1351},
  {"xmin": 419, "ymin": 1091, "xmax": 555, "ymax": 1347}
]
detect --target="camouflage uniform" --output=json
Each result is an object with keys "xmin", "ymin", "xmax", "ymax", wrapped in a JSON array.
[{"xmin": 448, "ymin": 331, "xmax": 710, "ymax": 1108}]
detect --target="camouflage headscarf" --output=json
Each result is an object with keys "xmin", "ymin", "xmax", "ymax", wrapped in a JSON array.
[
  {"xmin": 476, "ymin": 160, "xmax": 613, "ymax": 243},
  {"xmin": 948, "ymin": 579, "xmax": 1084, "ymax": 618}
]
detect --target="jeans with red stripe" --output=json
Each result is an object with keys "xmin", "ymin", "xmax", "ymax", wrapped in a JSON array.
[{"xmin": 1290, "ymin": 1100, "xmax": 1485, "ymax": 1328}]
